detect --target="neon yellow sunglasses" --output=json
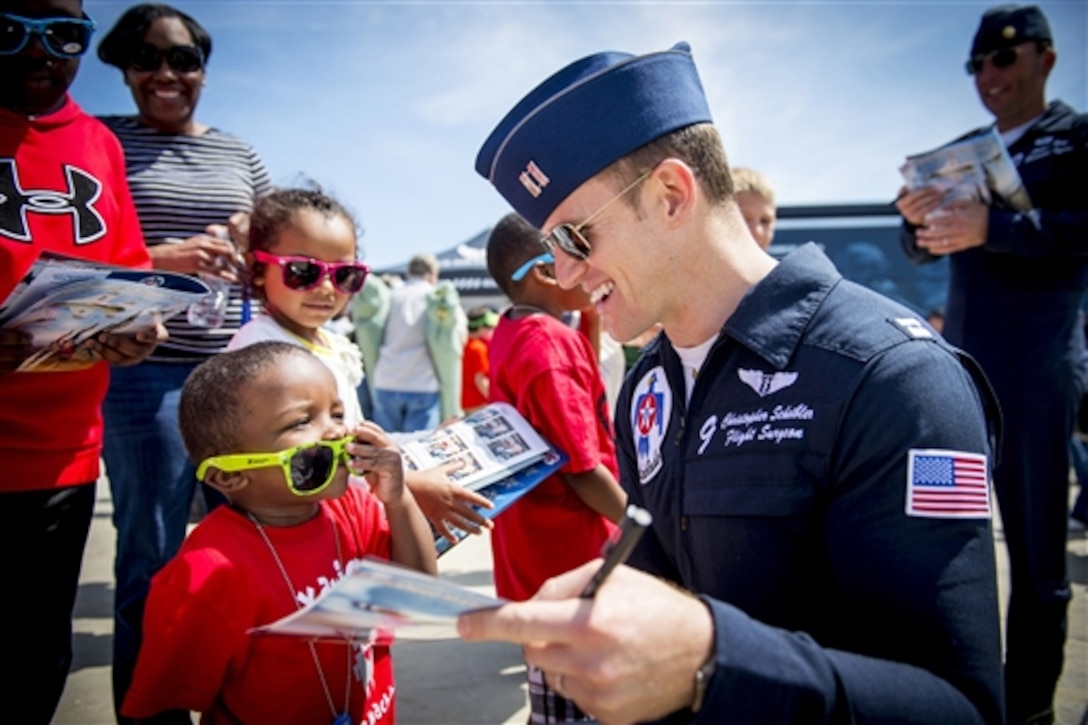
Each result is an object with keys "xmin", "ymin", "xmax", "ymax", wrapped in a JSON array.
[{"xmin": 196, "ymin": 436, "xmax": 354, "ymax": 496}]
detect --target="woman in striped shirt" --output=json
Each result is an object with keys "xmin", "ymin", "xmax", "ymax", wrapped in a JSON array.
[{"xmin": 94, "ymin": 4, "xmax": 272, "ymax": 718}]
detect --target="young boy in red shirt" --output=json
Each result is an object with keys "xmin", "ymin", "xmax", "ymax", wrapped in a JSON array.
[
  {"xmin": 485, "ymin": 212, "xmax": 626, "ymax": 722},
  {"xmin": 122, "ymin": 341, "xmax": 436, "ymax": 724}
]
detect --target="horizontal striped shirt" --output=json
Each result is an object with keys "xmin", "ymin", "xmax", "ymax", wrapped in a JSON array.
[{"xmin": 100, "ymin": 115, "xmax": 273, "ymax": 363}]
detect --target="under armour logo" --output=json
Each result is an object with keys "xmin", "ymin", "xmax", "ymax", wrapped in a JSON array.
[
  {"xmin": 0, "ymin": 159, "xmax": 106, "ymax": 245},
  {"xmin": 518, "ymin": 161, "xmax": 550, "ymax": 198},
  {"xmin": 738, "ymin": 368, "xmax": 798, "ymax": 397}
]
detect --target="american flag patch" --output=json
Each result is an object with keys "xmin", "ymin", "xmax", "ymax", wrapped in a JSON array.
[{"xmin": 906, "ymin": 449, "xmax": 991, "ymax": 518}]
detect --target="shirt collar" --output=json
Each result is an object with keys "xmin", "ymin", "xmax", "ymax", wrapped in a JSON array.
[{"xmin": 724, "ymin": 242, "xmax": 840, "ymax": 369}]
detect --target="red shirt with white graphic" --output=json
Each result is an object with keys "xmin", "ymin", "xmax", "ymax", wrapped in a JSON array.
[
  {"xmin": 0, "ymin": 96, "xmax": 148, "ymax": 490},
  {"xmin": 123, "ymin": 487, "xmax": 397, "ymax": 724}
]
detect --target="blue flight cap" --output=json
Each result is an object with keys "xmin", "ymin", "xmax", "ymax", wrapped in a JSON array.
[
  {"xmin": 475, "ymin": 42, "xmax": 713, "ymax": 229},
  {"xmin": 970, "ymin": 5, "xmax": 1052, "ymax": 56}
]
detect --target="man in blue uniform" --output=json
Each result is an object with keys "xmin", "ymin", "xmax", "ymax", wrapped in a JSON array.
[
  {"xmin": 897, "ymin": 6, "xmax": 1088, "ymax": 723},
  {"xmin": 458, "ymin": 42, "xmax": 1004, "ymax": 723}
]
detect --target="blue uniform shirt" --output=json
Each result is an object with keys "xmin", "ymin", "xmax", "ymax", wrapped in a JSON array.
[{"xmin": 618, "ymin": 244, "xmax": 1003, "ymax": 723}]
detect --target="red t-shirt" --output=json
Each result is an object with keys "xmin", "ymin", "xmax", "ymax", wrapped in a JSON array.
[
  {"xmin": 488, "ymin": 312, "xmax": 619, "ymax": 601},
  {"xmin": 461, "ymin": 335, "xmax": 490, "ymax": 411},
  {"xmin": 123, "ymin": 487, "xmax": 398, "ymax": 724},
  {"xmin": 0, "ymin": 96, "xmax": 148, "ymax": 490}
]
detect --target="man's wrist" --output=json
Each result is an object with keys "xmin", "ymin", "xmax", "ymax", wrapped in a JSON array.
[{"xmin": 690, "ymin": 597, "xmax": 717, "ymax": 714}]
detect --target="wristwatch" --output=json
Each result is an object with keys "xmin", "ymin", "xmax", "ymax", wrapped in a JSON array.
[{"xmin": 690, "ymin": 644, "xmax": 717, "ymax": 714}]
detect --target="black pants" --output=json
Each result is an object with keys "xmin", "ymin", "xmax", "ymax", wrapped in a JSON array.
[
  {"xmin": 0, "ymin": 483, "xmax": 96, "ymax": 724},
  {"xmin": 992, "ymin": 381, "xmax": 1074, "ymax": 723}
]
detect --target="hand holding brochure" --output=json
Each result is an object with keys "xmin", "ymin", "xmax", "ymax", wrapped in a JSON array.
[
  {"xmin": 0, "ymin": 252, "xmax": 209, "ymax": 371},
  {"xmin": 252, "ymin": 557, "xmax": 504, "ymax": 639},
  {"xmin": 899, "ymin": 126, "xmax": 1032, "ymax": 212},
  {"xmin": 399, "ymin": 402, "xmax": 555, "ymax": 493}
]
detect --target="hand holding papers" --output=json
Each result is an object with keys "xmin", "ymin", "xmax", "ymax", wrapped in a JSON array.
[
  {"xmin": 0, "ymin": 252, "xmax": 208, "ymax": 371},
  {"xmin": 899, "ymin": 126, "xmax": 1033, "ymax": 214}
]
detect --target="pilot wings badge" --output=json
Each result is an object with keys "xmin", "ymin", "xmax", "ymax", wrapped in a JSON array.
[{"xmin": 738, "ymin": 368, "xmax": 798, "ymax": 398}]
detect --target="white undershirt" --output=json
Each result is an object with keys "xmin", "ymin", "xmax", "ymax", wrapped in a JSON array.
[
  {"xmin": 998, "ymin": 112, "xmax": 1043, "ymax": 148},
  {"xmin": 673, "ymin": 335, "xmax": 717, "ymax": 404}
]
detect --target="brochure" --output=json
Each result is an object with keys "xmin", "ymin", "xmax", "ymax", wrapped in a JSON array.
[
  {"xmin": 399, "ymin": 402, "xmax": 555, "ymax": 493},
  {"xmin": 434, "ymin": 445, "xmax": 568, "ymax": 556},
  {"xmin": 0, "ymin": 252, "xmax": 209, "ymax": 371},
  {"xmin": 899, "ymin": 126, "xmax": 1032, "ymax": 212},
  {"xmin": 251, "ymin": 557, "xmax": 505, "ymax": 639}
]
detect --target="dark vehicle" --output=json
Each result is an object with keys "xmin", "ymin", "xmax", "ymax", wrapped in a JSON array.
[
  {"xmin": 380, "ymin": 203, "xmax": 948, "ymax": 318},
  {"xmin": 772, "ymin": 202, "xmax": 948, "ymax": 317}
]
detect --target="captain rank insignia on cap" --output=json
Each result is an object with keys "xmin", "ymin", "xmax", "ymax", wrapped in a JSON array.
[{"xmin": 519, "ymin": 161, "xmax": 550, "ymax": 198}]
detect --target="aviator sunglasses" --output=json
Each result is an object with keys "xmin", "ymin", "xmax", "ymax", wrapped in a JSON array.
[
  {"xmin": 541, "ymin": 170, "xmax": 651, "ymax": 261},
  {"xmin": 129, "ymin": 42, "xmax": 204, "ymax": 73},
  {"xmin": 197, "ymin": 436, "xmax": 354, "ymax": 496},
  {"xmin": 0, "ymin": 12, "xmax": 95, "ymax": 58},
  {"xmin": 254, "ymin": 250, "xmax": 370, "ymax": 295},
  {"xmin": 965, "ymin": 46, "xmax": 1023, "ymax": 75}
]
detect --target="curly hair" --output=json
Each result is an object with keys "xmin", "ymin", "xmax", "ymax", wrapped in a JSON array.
[{"xmin": 245, "ymin": 186, "xmax": 359, "ymax": 301}]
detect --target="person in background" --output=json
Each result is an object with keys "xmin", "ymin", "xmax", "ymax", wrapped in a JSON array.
[
  {"xmin": 486, "ymin": 212, "xmax": 626, "ymax": 723},
  {"xmin": 897, "ymin": 6, "xmax": 1087, "ymax": 721},
  {"xmin": 122, "ymin": 341, "xmax": 436, "ymax": 723},
  {"xmin": 351, "ymin": 271, "xmax": 391, "ymax": 420},
  {"xmin": 927, "ymin": 306, "xmax": 945, "ymax": 334},
  {"xmin": 93, "ymin": 4, "xmax": 274, "ymax": 716},
  {"xmin": 731, "ymin": 166, "xmax": 777, "ymax": 251},
  {"xmin": 461, "ymin": 304, "xmax": 497, "ymax": 413},
  {"xmin": 371, "ymin": 253, "xmax": 448, "ymax": 432},
  {"xmin": 459, "ymin": 41, "xmax": 1003, "ymax": 723},
  {"xmin": 0, "ymin": 0, "xmax": 165, "ymax": 719}
]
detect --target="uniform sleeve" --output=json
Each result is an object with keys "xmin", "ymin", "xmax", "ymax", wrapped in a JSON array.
[{"xmin": 691, "ymin": 342, "xmax": 1003, "ymax": 724}]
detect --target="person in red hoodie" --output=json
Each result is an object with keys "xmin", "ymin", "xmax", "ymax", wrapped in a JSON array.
[{"xmin": 0, "ymin": 0, "xmax": 164, "ymax": 720}]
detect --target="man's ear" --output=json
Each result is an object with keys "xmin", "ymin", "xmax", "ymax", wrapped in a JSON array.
[
  {"xmin": 651, "ymin": 158, "xmax": 698, "ymax": 228},
  {"xmin": 202, "ymin": 467, "xmax": 248, "ymax": 497}
]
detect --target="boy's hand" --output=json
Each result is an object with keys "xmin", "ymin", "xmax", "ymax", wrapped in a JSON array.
[
  {"xmin": 406, "ymin": 463, "xmax": 494, "ymax": 542},
  {"xmin": 347, "ymin": 421, "xmax": 407, "ymax": 504}
]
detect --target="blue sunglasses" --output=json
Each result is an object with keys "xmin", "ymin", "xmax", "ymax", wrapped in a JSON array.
[
  {"xmin": 0, "ymin": 12, "xmax": 96, "ymax": 58},
  {"xmin": 510, "ymin": 252, "xmax": 555, "ymax": 282}
]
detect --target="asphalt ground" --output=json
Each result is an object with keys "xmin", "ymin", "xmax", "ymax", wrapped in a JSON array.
[{"xmin": 55, "ymin": 479, "xmax": 1087, "ymax": 724}]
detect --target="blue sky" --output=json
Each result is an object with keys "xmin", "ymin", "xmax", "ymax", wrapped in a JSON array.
[{"xmin": 73, "ymin": 1, "xmax": 1086, "ymax": 271}]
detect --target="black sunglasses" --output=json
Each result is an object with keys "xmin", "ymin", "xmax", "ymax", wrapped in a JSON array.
[
  {"xmin": 129, "ymin": 43, "xmax": 204, "ymax": 73},
  {"xmin": 965, "ymin": 47, "xmax": 1020, "ymax": 75},
  {"xmin": 0, "ymin": 12, "xmax": 95, "ymax": 58}
]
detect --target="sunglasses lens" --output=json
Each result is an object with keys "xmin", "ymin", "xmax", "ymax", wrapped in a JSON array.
[
  {"xmin": 0, "ymin": 17, "xmax": 26, "ymax": 53},
  {"xmin": 552, "ymin": 225, "xmax": 591, "ymax": 260},
  {"xmin": 282, "ymin": 260, "xmax": 322, "ymax": 290},
  {"xmin": 289, "ymin": 445, "xmax": 335, "ymax": 492},
  {"xmin": 333, "ymin": 265, "xmax": 368, "ymax": 294},
  {"xmin": 167, "ymin": 46, "xmax": 203, "ymax": 72},
  {"xmin": 44, "ymin": 19, "xmax": 89, "ymax": 56},
  {"xmin": 992, "ymin": 48, "xmax": 1018, "ymax": 68}
]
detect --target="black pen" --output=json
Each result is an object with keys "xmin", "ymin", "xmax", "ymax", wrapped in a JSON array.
[{"xmin": 579, "ymin": 504, "xmax": 653, "ymax": 598}]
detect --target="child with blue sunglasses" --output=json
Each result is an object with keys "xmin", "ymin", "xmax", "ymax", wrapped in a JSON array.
[{"xmin": 123, "ymin": 341, "xmax": 436, "ymax": 724}]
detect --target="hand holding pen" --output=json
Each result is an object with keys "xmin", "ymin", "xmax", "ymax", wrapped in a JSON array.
[{"xmin": 580, "ymin": 504, "xmax": 653, "ymax": 598}]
